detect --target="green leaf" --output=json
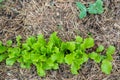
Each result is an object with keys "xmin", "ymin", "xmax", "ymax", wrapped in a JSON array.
[
  {"xmin": 70, "ymin": 62, "xmax": 80, "ymax": 74},
  {"xmin": 0, "ymin": 0, "xmax": 3, "ymax": 3},
  {"xmin": 7, "ymin": 47, "xmax": 21, "ymax": 58},
  {"xmin": 76, "ymin": 2, "xmax": 87, "ymax": 19},
  {"xmin": 106, "ymin": 46, "xmax": 115, "ymax": 55},
  {"xmin": 0, "ymin": 45, "xmax": 7, "ymax": 53},
  {"xmin": 37, "ymin": 65, "xmax": 46, "ymax": 77},
  {"xmin": 52, "ymin": 63, "xmax": 59, "ymax": 70},
  {"xmin": 66, "ymin": 42, "xmax": 76, "ymax": 52},
  {"xmin": 16, "ymin": 35, "xmax": 22, "ymax": 46},
  {"xmin": 20, "ymin": 62, "xmax": 31, "ymax": 69},
  {"xmin": 57, "ymin": 53, "xmax": 64, "ymax": 63},
  {"xmin": 26, "ymin": 36, "xmax": 36, "ymax": 47},
  {"xmin": 37, "ymin": 34, "xmax": 46, "ymax": 46},
  {"xmin": 6, "ymin": 40, "xmax": 12, "ymax": 47},
  {"xmin": 88, "ymin": 0, "xmax": 104, "ymax": 14},
  {"xmin": 30, "ymin": 53, "xmax": 40, "ymax": 63},
  {"xmin": 89, "ymin": 52, "xmax": 101, "ymax": 63},
  {"xmin": 81, "ymin": 37, "xmax": 94, "ymax": 50},
  {"xmin": 65, "ymin": 53, "xmax": 76, "ymax": 65},
  {"xmin": 60, "ymin": 42, "xmax": 67, "ymax": 52},
  {"xmin": 49, "ymin": 32, "xmax": 61, "ymax": 47},
  {"xmin": 96, "ymin": 45, "xmax": 104, "ymax": 52},
  {"xmin": 106, "ymin": 54, "xmax": 113, "ymax": 61},
  {"xmin": 6, "ymin": 58, "xmax": 16, "ymax": 66},
  {"xmin": 101, "ymin": 60, "xmax": 112, "ymax": 74},
  {"xmin": 75, "ymin": 36, "xmax": 83, "ymax": 43},
  {"xmin": 0, "ymin": 54, "xmax": 7, "ymax": 62}
]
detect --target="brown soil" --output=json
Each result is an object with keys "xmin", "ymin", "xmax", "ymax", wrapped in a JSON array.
[{"xmin": 0, "ymin": 0, "xmax": 120, "ymax": 80}]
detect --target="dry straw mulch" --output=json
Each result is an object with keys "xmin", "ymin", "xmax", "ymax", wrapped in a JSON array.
[{"xmin": 0, "ymin": 0, "xmax": 120, "ymax": 80}]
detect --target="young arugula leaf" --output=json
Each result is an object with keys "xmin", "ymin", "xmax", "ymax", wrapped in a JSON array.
[
  {"xmin": 88, "ymin": 0, "xmax": 104, "ymax": 14},
  {"xmin": 76, "ymin": 2, "xmax": 87, "ymax": 19},
  {"xmin": 106, "ymin": 54, "xmax": 113, "ymax": 61},
  {"xmin": 6, "ymin": 58, "xmax": 16, "ymax": 66},
  {"xmin": 16, "ymin": 35, "xmax": 22, "ymax": 47},
  {"xmin": 66, "ymin": 42, "xmax": 76, "ymax": 52},
  {"xmin": 75, "ymin": 36, "xmax": 83, "ymax": 43},
  {"xmin": 70, "ymin": 62, "xmax": 80, "ymax": 74},
  {"xmin": 36, "ymin": 64, "xmax": 46, "ymax": 77},
  {"xmin": 89, "ymin": 52, "xmax": 102, "ymax": 63},
  {"xmin": 106, "ymin": 46, "xmax": 115, "ymax": 55},
  {"xmin": 0, "ymin": 0, "xmax": 3, "ymax": 3},
  {"xmin": 6, "ymin": 40, "xmax": 12, "ymax": 47},
  {"xmin": 37, "ymin": 34, "xmax": 46, "ymax": 47},
  {"xmin": 26, "ymin": 36, "xmax": 36, "ymax": 47},
  {"xmin": 0, "ymin": 54, "xmax": 7, "ymax": 62},
  {"xmin": 48, "ymin": 32, "xmax": 61, "ymax": 47},
  {"xmin": 96, "ymin": 45, "xmax": 104, "ymax": 53},
  {"xmin": 0, "ymin": 41, "xmax": 7, "ymax": 54},
  {"xmin": 81, "ymin": 37, "xmax": 94, "ymax": 50},
  {"xmin": 101, "ymin": 59, "xmax": 112, "ymax": 74},
  {"xmin": 0, "ymin": 45, "xmax": 7, "ymax": 53},
  {"xmin": 65, "ymin": 52, "xmax": 76, "ymax": 65}
]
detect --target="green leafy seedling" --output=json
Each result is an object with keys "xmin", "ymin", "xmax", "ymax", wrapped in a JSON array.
[
  {"xmin": 96, "ymin": 45, "xmax": 104, "ymax": 53},
  {"xmin": 88, "ymin": 0, "xmax": 104, "ymax": 14},
  {"xmin": 101, "ymin": 59, "xmax": 112, "ymax": 74},
  {"xmin": 76, "ymin": 2, "xmax": 87, "ymax": 19}
]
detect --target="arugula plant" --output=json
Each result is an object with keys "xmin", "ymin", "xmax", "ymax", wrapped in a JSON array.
[
  {"xmin": 76, "ymin": 0, "xmax": 104, "ymax": 19},
  {"xmin": 0, "ymin": 32, "xmax": 115, "ymax": 77}
]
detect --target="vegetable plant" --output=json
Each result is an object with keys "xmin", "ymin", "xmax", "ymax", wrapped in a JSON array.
[
  {"xmin": 76, "ymin": 0, "xmax": 104, "ymax": 19},
  {"xmin": 0, "ymin": 32, "xmax": 115, "ymax": 77}
]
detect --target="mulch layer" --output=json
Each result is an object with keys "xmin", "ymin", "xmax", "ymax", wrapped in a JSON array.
[{"xmin": 0, "ymin": 0, "xmax": 120, "ymax": 80}]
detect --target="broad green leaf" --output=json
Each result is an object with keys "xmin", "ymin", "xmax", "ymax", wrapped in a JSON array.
[
  {"xmin": 60, "ymin": 42, "xmax": 67, "ymax": 52},
  {"xmin": 0, "ymin": 0, "xmax": 4, "ymax": 3},
  {"xmin": 89, "ymin": 52, "xmax": 101, "ymax": 63},
  {"xmin": 22, "ymin": 50, "xmax": 31, "ymax": 62},
  {"xmin": 75, "ymin": 36, "xmax": 83, "ymax": 43},
  {"xmin": 65, "ymin": 53, "xmax": 76, "ymax": 65},
  {"xmin": 70, "ymin": 62, "xmax": 80, "ymax": 74},
  {"xmin": 16, "ymin": 35, "xmax": 22, "ymax": 46},
  {"xmin": 96, "ymin": 45, "xmax": 104, "ymax": 52},
  {"xmin": 81, "ymin": 37, "xmax": 94, "ymax": 50},
  {"xmin": 47, "ymin": 42, "xmax": 53, "ymax": 54},
  {"xmin": 76, "ymin": 2, "xmax": 87, "ymax": 19},
  {"xmin": 37, "ymin": 34, "xmax": 46, "ymax": 46},
  {"xmin": 50, "ymin": 53, "xmax": 58, "ymax": 62},
  {"xmin": 82, "ymin": 53, "xmax": 88, "ymax": 63},
  {"xmin": 57, "ymin": 53, "xmax": 64, "ymax": 63},
  {"xmin": 37, "ymin": 66, "xmax": 46, "ymax": 77},
  {"xmin": 106, "ymin": 46, "xmax": 115, "ymax": 55},
  {"xmin": 6, "ymin": 58, "xmax": 16, "ymax": 66},
  {"xmin": 20, "ymin": 62, "xmax": 31, "ymax": 69},
  {"xmin": 101, "ymin": 60, "xmax": 112, "ymax": 74},
  {"xmin": 26, "ymin": 36, "xmax": 36, "ymax": 47},
  {"xmin": 6, "ymin": 40, "xmax": 12, "ymax": 47},
  {"xmin": 88, "ymin": 0, "xmax": 104, "ymax": 14},
  {"xmin": 43, "ymin": 62, "xmax": 52, "ymax": 70},
  {"xmin": 0, "ymin": 45, "xmax": 7, "ymax": 53},
  {"xmin": 106, "ymin": 54, "xmax": 113, "ymax": 61},
  {"xmin": 52, "ymin": 63, "xmax": 59, "ymax": 70},
  {"xmin": 22, "ymin": 43, "xmax": 30, "ymax": 51},
  {"xmin": 39, "ymin": 55, "xmax": 47, "ymax": 62},
  {"xmin": 46, "ymin": 58, "xmax": 54, "ymax": 67},
  {"xmin": 49, "ymin": 32, "xmax": 61, "ymax": 47},
  {"xmin": 0, "ymin": 41, "xmax": 2, "ymax": 45},
  {"xmin": 0, "ymin": 54, "xmax": 7, "ymax": 62},
  {"xmin": 8, "ymin": 47, "xmax": 21, "ymax": 58},
  {"xmin": 30, "ymin": 53, "xmax": 40, "ymax": 63},
  {"xmin": 67, "ymin": 42, "xmax": 76, "ymax": 52}
]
